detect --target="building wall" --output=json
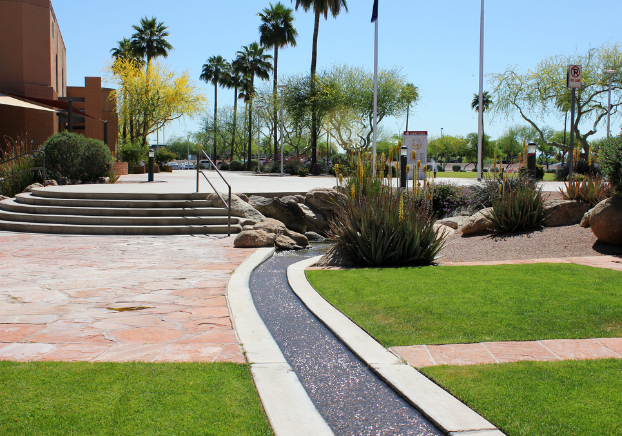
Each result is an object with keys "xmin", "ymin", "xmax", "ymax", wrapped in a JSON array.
[{"xmin": 0, "ymin": 0, "xmax": 66, "ymax": 149}]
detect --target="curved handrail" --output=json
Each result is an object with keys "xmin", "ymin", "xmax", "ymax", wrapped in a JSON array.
[
  {"xmin": 196, "ymin": 150, "xmax": 231, "ymax": 236},
  {"xmin": 0, "ymin": 150, "xmax": 46, "ymax": 185}
]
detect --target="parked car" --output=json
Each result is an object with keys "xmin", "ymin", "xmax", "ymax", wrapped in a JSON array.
[
  {"xmin": 180, "ymin": 162, "xmax": 194, "ymax": 170},
  {"xmin": 167, "ymin": 162, "xmax": 179, "ymax": 170}
]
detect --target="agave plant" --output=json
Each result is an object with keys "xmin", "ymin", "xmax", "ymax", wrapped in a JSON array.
[
  {"xmin": 483, "ymin": 177, "xmax": 544, "ymax": 233},
  {"xmin": 560, "ymin": 176, "xmax": 611, "ymax": 207}
]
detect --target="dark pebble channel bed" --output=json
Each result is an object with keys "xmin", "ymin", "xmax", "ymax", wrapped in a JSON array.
[{"xmin": 249, "ymin": 246, "xmax": 442, "ymax": 436}]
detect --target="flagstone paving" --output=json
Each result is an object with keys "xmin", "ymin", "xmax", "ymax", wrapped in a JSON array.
[{"xmin": 0, "ymin": 231, "xmax": 254, "ymax": 363}]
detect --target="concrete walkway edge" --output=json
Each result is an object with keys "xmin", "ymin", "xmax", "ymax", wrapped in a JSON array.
[
  {"xmin": 287, "ymin": 256, "xmax": 505, "ymax": 436},
  {"xmin": 227, "ymin": 248, "xmax": 334, "ymax": 436}
]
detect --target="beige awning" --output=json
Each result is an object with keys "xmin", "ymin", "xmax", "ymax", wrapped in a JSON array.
[{"xmin": 0, "ymin": 93, "xmax": 58, "ymax": 112}]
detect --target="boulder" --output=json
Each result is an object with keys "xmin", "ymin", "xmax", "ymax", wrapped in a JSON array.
[
  {"xmin": 590, "ymin": 198, "xmax": 622, "ymax": 246},
  {"xmin": 305, "ymin": 231, "xmax": 326, "ymax": 242},
  {"xmin": 23, "ymin": 183, "xmax": 44, "ymax": 193},
  {"xmin": 305, "ymin": 188, "xmax": 346, "ymax": 217},
  {"xmin": 236, "ymin": 193, "xmax": 250, "ymax": 203},
  {"xmin": 543, "ymin": 200, "xmax": 590, "ymax": 227},
  {"xmin": 580, "ymin": 208, "xmax": 594, "ymax": 228},
  {"xmin": 207, "ymin": 193, "xmax": 265, "ymax": 222},
  {"xmin": 44, "ymin": 180, "xmax": 58, "ymax": 187},
  {"xmin": 233, "ymin": 230, "xmax": 276, "ymax": 248},
  {"xmin": 461, "ymin": 208, "xmax": 493, "ymax": 236},
  {"xmin": 274, "ymin": 234, "xmax": 302, "ymax": 251},
  {"xmin": 433, "ymin": 223, "xmax": 455, "ymax": 236},
  {"xmin": 0, "ymin": 195, "xmax": 8, "ymax": 201},
  {"xmin": 436, "ymin": 216, "xmax": 471, "ymax": 230},
  {"xmin": 299, "ymin": 203, "xmax": 329, "ymax": 233},
  {"xmin": 253, "ymin": 218, "xmax": 308, "ymax": 247},
  {"xmin": 282, "ymin": 194, "xmax": 306, "ymax": 204},
  {"xmin": 249, "ymin": 195, "xmax": 307, "ymax": 233}
]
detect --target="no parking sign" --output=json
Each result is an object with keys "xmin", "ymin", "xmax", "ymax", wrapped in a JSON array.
[{"xmin": 567, "ymin": 65, "xmax": 582, "ymax": 89}]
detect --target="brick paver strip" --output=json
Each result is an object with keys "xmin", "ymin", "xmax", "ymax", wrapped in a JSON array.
[{"xmin": 0, "ymin": 232, "xmax": 254, "ymax": 363}]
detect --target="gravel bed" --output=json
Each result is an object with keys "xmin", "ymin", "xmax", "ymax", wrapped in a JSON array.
[{"xmin": 436, "ymin": 225, "xmax": 622, "ymax": 265}]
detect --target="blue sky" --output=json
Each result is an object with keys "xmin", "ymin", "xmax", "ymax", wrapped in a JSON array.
[{"xmin": 53, "ymin": 0, "xmax": 620, "ymax": 145}]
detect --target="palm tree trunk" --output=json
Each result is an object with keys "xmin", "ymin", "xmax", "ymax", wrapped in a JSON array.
[
  {"xmin": 273, "ymin": 46, "xmax": 279, "ymax": 162},
  {"xmin": 247, "ymin": 74, "xmax": 255, "ymax": 170},
  {"xmin": 310, "ymin": 10, "xmax": 320, "ymax": 174},
  {"xmin": 230, "ymin": 86, "xmax": 238, "ymax": 160},
  {"xmin": 213, "ymin": 85, "xmax": 218, "ymax": 159}
]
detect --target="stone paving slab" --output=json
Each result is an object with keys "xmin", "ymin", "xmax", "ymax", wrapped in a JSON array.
[{"xmin": 0, "ymin": 231, "xmax": 255, "ymax": 363}]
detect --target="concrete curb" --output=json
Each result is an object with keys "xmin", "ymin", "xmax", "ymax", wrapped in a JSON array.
[
  {"xmin": 287, "ymin": 256, "xmax": 505, "ymax": 436},
  {"xmin": 227, "ymin": 248, "xmax": 334, "ymax": 436}
]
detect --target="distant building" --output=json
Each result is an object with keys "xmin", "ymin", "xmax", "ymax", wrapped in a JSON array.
[{"xmin": 0, "ymin": 0, "xmax": 117, "ymax": 154}]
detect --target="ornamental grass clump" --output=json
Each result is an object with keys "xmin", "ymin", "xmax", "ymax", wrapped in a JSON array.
[
  {"xmin": 331, "ymin": 151, "xmax": 447, "ymax": 267},
  {"xmin": 0, "ymin": 137, "xmax": 37, "ymax": 197},
  {"xmin": 483, "ymin": 175, "xmax": 544, "ymax": 233},
  {"xmin": 560, "ymin": 175, "xmax": 611, "ymax": 207}
]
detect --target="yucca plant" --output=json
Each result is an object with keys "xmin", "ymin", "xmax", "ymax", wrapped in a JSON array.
[
  {"xmin": 483, "ymin": 176, "xmax": 544, "ymax": 233},
  {"xmin": 560, "ymin": 176, "xmax": 611, "ymax": 207},
  {"xmin": 0, "ymin": 137, "xmax": 37, "ymax": 197}
]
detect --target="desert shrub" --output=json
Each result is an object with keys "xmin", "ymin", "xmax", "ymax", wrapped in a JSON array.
[
  {"xmin": 0, "ymin": 137, "xmax": 38, "ymax": 197},
  {"xmin": 283, "ymin": 161, "xmax": 307, "ymax": 176},
  {"xmin": 118, "ymin": 140, "xmax": 148, "ymax": 168},
  {"xmin": 298, "ymin": 167, "xmax": 309, "ymax": 177},
  {"xmin": 154, "ymin": 148, "xmax": 177, "ymax": 169},
  {"xmin": 219, "ymin": 162, "xmax": 230, "ymax": 171},
  {"xmin": 330, "ymin": 154, "xmax": 447, "ymax": 267},
  {"xmin": 600, "ymin": 133, "xmax": 622, "ymax": 197},
  {"xmin": 483, "ymin": 177, "xmax": 544, "ymax": 233},
  {"xmin": 467, "ymin": 173, "xmax": 535, "ymax": 212},
  {"xmin": 518, "ymin": 164, "xmax": 545, "ymax": 180},
  {"xmin": 428, "ymin": 183, "xmax": 471, "ymax": 217},
  {"xmin": 560, "ymin": 176, "xmax": 611, "ymax": 206},
  {"xmin": 452, "ymin": 164, "xmax": 461, "ymax": 172},
  {"xmin": 228, "ymin": 160, "xmax": 244, "ymax": 171},
  {"xmin": 555, "ymin": 160, "xmax": 601, "ymax": 181},
  {"xmin": 39, "ymin": 132, "xmax": 113, "ymax": 182}
]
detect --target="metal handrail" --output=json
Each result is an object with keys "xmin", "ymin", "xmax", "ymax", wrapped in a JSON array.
[
  {"xmin": 196, "ymin": 150, "xmax": 232, "ymax": 236},
  {"xmin": 0, "ymin": 150, "xmax": 46, "ymax": 185}
]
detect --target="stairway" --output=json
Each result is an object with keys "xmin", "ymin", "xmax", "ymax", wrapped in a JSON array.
[{"xmin": 0, "ymin": 187, "xmax": 242, "ymax": 235}]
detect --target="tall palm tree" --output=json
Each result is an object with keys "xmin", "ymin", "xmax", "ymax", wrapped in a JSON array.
[
  {"xmin": 292, "ymin": 0, "xmax": 348, "ymax": 173},
  {"xmin": 130, "ymin": 17, "xmax": 173, "ymax": 65},
  {"xmin": 200, "ymin": 56, "xmax": 230, "ymax": 159},
  {"xmin": 235, "ymin": 43, "xmax": 273, "ymax": 170},
  {"xmin": 401, "ymin": 83, "xmax": 419, "ymax": 132},
  {"xmin": 471, "ymin": 91, "xmax": 493, "ymax": 168},
  {"xmin": 259, "ymin": 3, "xmax": 298, "ymax": 161},
  {"xmin": 111, "ymin": 38, "xmax": 142, "ymax": 141},
  {"xmin": 222, "ymin": 61, "xmax": 247, "ymax": 160}
]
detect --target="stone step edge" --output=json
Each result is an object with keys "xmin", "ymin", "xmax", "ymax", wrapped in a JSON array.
[
  {"xmin": 31, "ymin": 187, "xmax": 210, "ymax": 201},
  {"xmin": 14, "ymin": 194, "xmax": 215, "ymax": 209}
]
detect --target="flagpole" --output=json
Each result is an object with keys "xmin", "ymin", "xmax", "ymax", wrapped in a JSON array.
[
  {"xmin": 372, "ymin": 14, "xmax": 378, "ymax": 176},
  {"xmin": 477, "ymin": 0, "xmax": 484, "ymax": 181}
]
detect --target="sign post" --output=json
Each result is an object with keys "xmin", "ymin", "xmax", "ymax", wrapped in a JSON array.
[
  {"xmin": 403, "ymin": 131, "xmax": 428, "ymax": 180},
  {"xmin": 567, "ymin": 65, "xmax": 581, "ymax": 179}
]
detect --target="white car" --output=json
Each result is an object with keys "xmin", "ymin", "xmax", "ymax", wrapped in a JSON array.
[
  {"xmin": 167, "ymin": 162, "xmax": 179, "ymax": 170},
  {"xmin": 180, "ymin": 162, "xmax": 194, "ymax": 170}
]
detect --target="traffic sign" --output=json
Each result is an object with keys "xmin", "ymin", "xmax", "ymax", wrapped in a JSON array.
[{"xmin": 567, "ymin": 64, "xmax": 582, "ymax": 89}]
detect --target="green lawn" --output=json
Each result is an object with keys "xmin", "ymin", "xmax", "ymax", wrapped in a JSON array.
[
  {"xmin": 306, "ymin": 263, "xmax": 622, "ymax": 346},
  {"xmin": 421, "ymin": 359, "xmax": 622, "ymax": 436},
  {"xmin": 0, "ymin": 362, "xmax": 273, "ymax": 436},
  {"xmin": 434, "ymin": 172, "xmax": 556, "ymax": 180}
]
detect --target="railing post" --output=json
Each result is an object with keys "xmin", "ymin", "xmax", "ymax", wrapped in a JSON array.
[{"xmin": 42, "ymin": 152, "xmax": 46, "ymax": 185}]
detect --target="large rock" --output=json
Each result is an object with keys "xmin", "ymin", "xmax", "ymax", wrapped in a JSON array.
[
  {"xmin": 433, "ymin": 223, "xmax": 455, "ymax": 236},
  {"xmin": 543, "ymin": 200, "xmax": 590, "ymax": 227},
  {"xmin": 249, "ymin": 195, "xmax": 307, "ymax": 233},
  {"xmin": 305, "ymin": 188, "xmax": 346, "ymax": 217},
  {"xmin": 436, "ymin": 216, "xmax": 471, "ymax": 230},
  {"xmin": 461, "ymin": 208, "xmax": 493, "ymax": 236},
  {"xmin": 274, "ymin": 234, "xmax": 302, "ymax": 251},
  {"xmin": 207, "ymin": 192, "xmax": 265, "ymax": 222},
  {"xmin": 233, "ymin": 230, "xmax": 276, "ymax": 248},
  {"xmin": 580, "ymin": 208, "xmax": 594, "ymax": 228},
  {"xmin": 590, "ymin": 198, "xmax": 622, "ymax": 246},
  {"xmin": 23, "ymin": 183, "xmax": 44, "ymax": 193},
  {"xmin": 253, "ymin": 218, "xmax": 308, "ymax": 246},
  {"xmin": 299, "ymin": 203, "xmax": 329, "ymax": 233}
]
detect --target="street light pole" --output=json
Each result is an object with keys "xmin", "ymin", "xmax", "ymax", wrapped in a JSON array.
[
  {"xmin": 278, "ymin": 84, "xmax": 286, "ymax": 175},
  {"xmin": 605, "ymin": 70, "xmax": 617, "ymax": 138}
]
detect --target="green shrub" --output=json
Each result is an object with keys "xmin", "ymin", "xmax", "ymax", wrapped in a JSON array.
[
  {"xmin": 298, "ymin": 167, "xmax": 309, "ymax": 177},
  {"xmin": 518, "ymin": 164, "xmax": 545, "ymax": 180},
  {"xmin": 39, "ymin": 132, "xmax": 113, "ymax": 182},
  {"xmin": 600, "ymin": 133, "xmax": 622, "ymax": 197},
  {"xmin": 219, "ymin": 162, "xmax": 230, "ymax": 171},
  {"xmin": 154, "ymin": 148, "xmax": 177, "ymax": 169},
  {"xmin": 467, "ymin": 173, "xmax": 534, "ymax": 212},
  {"xmin": 452, "ymin": 164, "xmax": 461, "ymax": 172},
  {"xmin": 0, "ymin": 138, "xmax": 37, "ymax": 197},
  {"xmin": 118, "ymin": 140, "xmax": 148, "ymax": 168},
  {"xmin": 428, "ymin": 183, "xmax": 471, "ymax": 217},
  {"xmin": 228, "ymin": 160, "xmax": 244, "ymax": 171},
  {"xmin": 483, "ymin": 177, "xmax": 544, "ymax": 233},
  {"xmin": 283, "ymin": 161, "xmax": 307, "ymax": 176}
]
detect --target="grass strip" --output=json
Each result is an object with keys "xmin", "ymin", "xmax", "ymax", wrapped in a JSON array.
[
  {"xmin": 421, "ymin": 359, "xmax": 622, "ymax": 436},
  {"xmin": 434, "ymin": 172, "xmax": 556, "ymax": 180},
  {"xmin": 306, "ymin": 263, "xmax": 622, "ymax": 346},
  {"xmin": 0, "ymin": 361, "xmax": 273, "ymax": 436}
]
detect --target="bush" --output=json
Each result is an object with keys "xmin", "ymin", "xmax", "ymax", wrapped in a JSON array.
[
  {"xmin": 298, "ymin": 167, "xmax": 309, "ymax": 177},
  {"xmin": 452, "ymin": 164, "xmax": 461, "ymax": 172},
  {"xmin": 0, "ymin": 138, "xmax": 38, "ymax": 197},
  {"xmin": 428, "ymin": 183, "xmax": 471, "ymax": 217},
  {"xmin": 228, "ymin": 160, "xmax": 244, "ymax": 171},
  {"xmin": 39, "ymin": 132, "xmax": 113, "ymax": 182},
  {"xmin": 283, "ymin": 161, "xmax": 307, "ymax": 176},
  {"xmin": 219, "ymin": 162, "xmax": 230, "ymax": 171},
  {"xmin": 600, "ymin": 133, "xmax": 622, "ymax": 197},
  {"xmin": 483, "ymin": 177, "xmax": 545, "ymax": 233},
  {"xmin": 118, "ymin": 140, "xmax": 148, "ymax": 168},
  {"xmin": 560, "ymin": 176, "xmax": 611, "ymax": 206},
  {"xmin": 518, "ymin": 164, "xmax": 545, "ymax": 180},
  {"xmin": 555, "ymin": 161, "xmax": 601, "ymax": 181},
  {"xmin": 467, "ymin": 173, "xmax": 535, "ymax": 212},
  {"xmin": 154, "ymin": 148, "xmax": 177, "ymax": 169}
]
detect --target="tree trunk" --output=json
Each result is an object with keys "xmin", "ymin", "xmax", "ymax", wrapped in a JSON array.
[
  {"xmin": 273, "ymin": 46, "xmax": 279, "ymax": 162},
  {"xmin": 310, "ymin": 10, "xmax": 320, "ymax": 174},
  {"xmin": 247, "ymin": 74, "xmax": 255, "ymax": 170},
  {"xmin": 213, "ymin": 84, "xmax": 218, "ymax": 159},
  {"xmin": 230, "ymin": 85, "xmax": 238, "ymax": 160}
]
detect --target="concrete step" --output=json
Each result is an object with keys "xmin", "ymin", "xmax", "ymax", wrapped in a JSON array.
[
  {"xmin": 0, "ymin": 220, "xmax": 242, "ymax": 235},
  {"xmin": 31, "ymin": 187, "xmax": 209, "ymax": 201},
  {"xmin": 14, "ymin": 193, "xmax": 214, "ymax": 209},
  {"xmin": 0, "ymin": 209, "xmax": 238, "ymax": 227},
  {"xmin": 1, "ymin": 198, "xmax": 228, "ymax": 217}
]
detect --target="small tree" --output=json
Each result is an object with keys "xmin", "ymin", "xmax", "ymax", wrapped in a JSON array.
[{"xmin": 154, "ymin": 148, "xmax": 177, "ymax": 169}]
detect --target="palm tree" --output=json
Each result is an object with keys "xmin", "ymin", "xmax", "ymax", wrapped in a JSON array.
[
  {"xmin": 401, "ymin": 83, "xmax": 419, "ymax": 132},
  {"xmin": 130, "ymin": 17, "xmax": 173, "ymax": 65},
  {"xmin": 471, "ymin": 91, "xmax": 493, "ymax": 168},
  {"xmin": 259, "ymin": 3, "xmax": 298, "ymax": 161},
  {"xmin": 235, "ymin": 43, "xmax": 273, "ymax": 170},
  {"xmin": 111, "ymin": 38, "xmax": 142, "ymax": 141},
  {"xmin": 200, "ymin": 56, "xmax": 230, "ymax": 159},
  {"xmin": 292, "ymin": 0, "xmax": 348, "ymax": 173}
]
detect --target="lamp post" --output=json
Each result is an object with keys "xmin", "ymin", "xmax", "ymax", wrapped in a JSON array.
[
  {"xmin": 400, "ymin": 145, "xmax": 408, "ymax": 188},
  {"xmin": 604, "ymin": 70, "xmax": 617, "ymax": 138},
  {"xmin": 277, "ymin": 84, "xmax": 286, "ymax": 175},
  {"xmin": 255, "ymin": 105, "xmax": 264, "ymax": 173},
  {"xmin": 148, "ymin": 148, "xmax": 155, "ymax": 182},
  {"xmin": 527, "ymin": 142, "xmax": 537, "ymax": 181}
]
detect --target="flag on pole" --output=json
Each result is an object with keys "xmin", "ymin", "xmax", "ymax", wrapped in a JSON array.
[{"xmin": 371, "ymin": 0, "xmax": 378, "ymax": 23}]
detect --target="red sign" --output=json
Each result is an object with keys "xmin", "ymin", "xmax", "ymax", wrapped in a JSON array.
[{"xmin": 567, "ymin": 64, "xmax": 582, "ymax": 89}]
